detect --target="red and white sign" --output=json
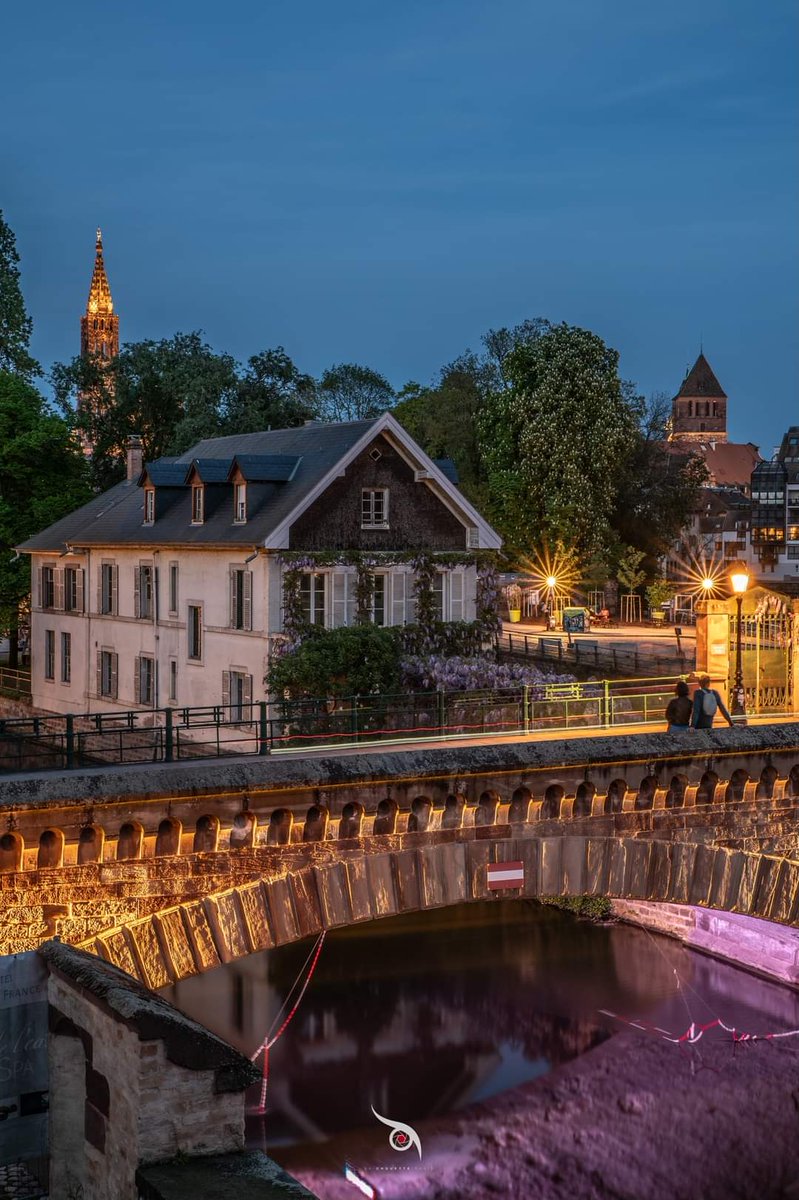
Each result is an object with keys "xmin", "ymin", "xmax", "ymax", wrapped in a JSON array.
[{"xmin": 487, "ymin": 861, "xmax": 525, "ymax": 890}]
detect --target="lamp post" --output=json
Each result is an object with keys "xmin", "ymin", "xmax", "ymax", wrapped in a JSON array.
[
  {"xmin": 729, "ymin": 562, "xmax": 750, "ymax": 719},
  {"xmin": 545, "ymin": 575, "xmax": 558, "ymax": 631}
]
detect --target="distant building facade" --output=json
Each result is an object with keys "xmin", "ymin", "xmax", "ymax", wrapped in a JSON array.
[
  {"xmin": 670, "ymin": 352, "xmax": 728, "ymax": 444},
  {"xmin": 750, "ymin": 426, "xmax": 799, "ymax": 579},
  {"xmin": 19, "ymin": 414, "xmax": 501, "ymax": 714}
]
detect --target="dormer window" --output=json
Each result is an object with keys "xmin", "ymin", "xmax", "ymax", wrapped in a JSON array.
[
  {"xmin": 191, "ymin": 485, "xmax": 205, "ymax": 524},
  {"xmin": 234, "ymin": 482, "xmax": 247, "ymax": 524},
  {"xmin": 143, "ymin": 488, "xmax": 155, "ymax": 525}
]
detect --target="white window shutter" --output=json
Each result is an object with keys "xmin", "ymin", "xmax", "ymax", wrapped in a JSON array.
[
  {"xmin": 332, "ymin": 572, "xmax": 346, "ymax": 627},
  {"xmin": 112, "ymin": 565, "xmax": 119, "ymax": 615},
  {"xmin": 244, "ymin": 674, "xmax": 253, "ymax": 710},
  {"xmin": 243, "ymin": 570, "xmax": 253, "ymax": 631},
  {"xmin": 406, "ymin": 576, "xmax": 417, "ymax": 624},
  {"xmin": 222, "ymin": 670, "xmax": 231, "ymax": 708},
  {"xmin": 111, "ymin": 653, "xmax": 119, "ymax": 700},
  {"xmin": 134, "ymin": 656, "xmax": 141, "ymax": 704},
  {"xmin": 345, "ymin": 573, "xmax": 356, "ymax": 627},
  {"xmin": 55, "ymin": 570, "xmax": 64, "ymax": 611},
  {"xmin": 450, "ymin": 571, "xmax": 464, "ymax": 621},
  {"xmin": 133, "ymin": 567, "xmax": 141, "ymax": 619},
  {"xmin": 96, "ymin": 651, "xmax": 102, "ymax": 697},
  {"xmin": 76, "ymin": 569, "xmax": 85, "ymax": 613},
  {"xmin": 391, "ymin": 571, "xmax": 406, "ymax": 626},
  {"xmin": 96, "ymin": 570, "xmax": 102, "ymax": 615}
]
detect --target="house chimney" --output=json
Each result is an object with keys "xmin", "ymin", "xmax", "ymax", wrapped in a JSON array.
[{"xmin": 126, "ymin": 434, "xmax": 143, "ymax": 481}]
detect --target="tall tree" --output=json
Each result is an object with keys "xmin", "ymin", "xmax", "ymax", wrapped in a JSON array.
[
  {"xmin": 0, "ymin": 211, "xmax": 38, "ymax": 378},
  {"xmin": 477, "ymin": 322, "xmax": 637, "ymax": 558},
  {"xmin": 222, "ymin": 347, "xmax": 318, "ymax": 433},
  {"xmin": 0, "ymin": 371, "xmax": 91, "ymax": 664},
  {"xmin": 53, "ymin": 332, "xmax": 235, "ymax": 490},
  {"xmin": 318, "ymin": 362, "xmax": 395, "ymax": 422}
]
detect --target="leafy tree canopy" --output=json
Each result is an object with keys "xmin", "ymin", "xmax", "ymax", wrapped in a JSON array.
[
  {"xmin": 221, "ymin": 347, "xmax": 318, "ymax": 434},
  {"xmin": 318, "ymin": 362, "xmax": 395, "ymax": 422},
  {"xmin": 268, "ymin": 625, "xmax": 402, "ymax": 699},
  {"xmin": 0, "ymin": 211, "xmax": 38, "ymax": 378},
  {"xmin": 0, "ymin": 371, "xmax": 91, "ymax": 653}
]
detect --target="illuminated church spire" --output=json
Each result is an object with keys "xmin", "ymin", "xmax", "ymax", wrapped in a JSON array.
[{"xmin": 80, "ymin": 228, "xmax": 119, "ymax": 361}]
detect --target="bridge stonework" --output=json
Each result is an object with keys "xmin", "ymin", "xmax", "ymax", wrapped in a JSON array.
[{"xmin": 1, "ymin": 725, "xmax": 798, "ymax": 985}]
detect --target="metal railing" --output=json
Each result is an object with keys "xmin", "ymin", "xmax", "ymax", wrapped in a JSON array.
[
  {"xmin": 0, "ymin": 664, "xmax": 32, "ymax": 698},
  {"xmin": 0, "ymin": 676, "xmax": 691, "ymax": 774},
  {"xmin": 499, "ymin": 631, "xmax": 695, "ymax": 677}
]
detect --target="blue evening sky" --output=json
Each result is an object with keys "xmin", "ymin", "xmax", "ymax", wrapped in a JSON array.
[{"xmin": 3, "ymin": 0, "xmax": 797, "ymax": 450}]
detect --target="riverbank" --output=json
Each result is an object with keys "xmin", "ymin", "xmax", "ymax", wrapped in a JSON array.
[{"xmin": 281, "ymin": 1019, "xmax": 799, "ymax": 1199}]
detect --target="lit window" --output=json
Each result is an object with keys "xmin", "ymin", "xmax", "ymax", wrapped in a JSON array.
[
  {"xmin": 144, "ymin": 488, "xmax": 155, "ymax": 524},
  {"xmin": 191, "ymin": 485, "xmax": 204, "ymax": 524},
  {"xmin": 362, "ymin": 488, "xmax": 388, "ymax": 528}
]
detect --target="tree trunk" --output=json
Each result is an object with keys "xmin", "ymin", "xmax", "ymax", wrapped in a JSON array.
[{"xmin": 8, "ymin": 607, "xmax": 19, "ymax": 669}]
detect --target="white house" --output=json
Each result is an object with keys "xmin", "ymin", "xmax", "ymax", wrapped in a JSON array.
[{"xmin": 19, "ymin": 413, "xmax": 501, "ymax": 715}]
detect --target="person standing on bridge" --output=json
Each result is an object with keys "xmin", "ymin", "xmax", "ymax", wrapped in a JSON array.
[
  {"xmin": 690, "ymin": 675, "xmax": 734, "ymax": 730},
  {"xmin": 665, "ymin": 680, "xmax": 692, "ymax": 731}
]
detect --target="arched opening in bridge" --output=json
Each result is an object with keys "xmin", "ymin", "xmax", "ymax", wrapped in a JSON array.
[
  {"xmin": 697, "ymin": 771, "xmax": 719, "ymax": 806},
  {"xmin": 605, "ymin": 779, "xmax": 627, "ymax": 814},
  {"xmin": 635, "ymin": 776, "xmax": 658, "ymax": 810},
  {"xmin": 230, "ymin": 811, "xmax": 257, "ymax": 850},
  {"xmin": 756, "ymin": 766, "xmax": 778, "ymax": 800},
  {"xmin": 666, "ymin": 775, "xmax": 689, "ymax": 809},
  {"xmin": 373, "ymin": 798, "xmax": 398, "ymax": 836},
  {"xmin": 476, "ymin": 790, "xmax": 500, "ymax": 826},
  {"xmin": 725, "ymin": 769, "xmax": 749, "ymax": 804},
  {"xmin": 339, "ymin": 802, "xmax": 364, "ymax": 839},
  {"xmin": 78, "ymin": 824, "xmax": 105, "ymax": 865},
  {"xmin": 408, "ymin": 796, "xmax": 431, "ymax": 833},
  {"xmin": 193, "ymin": 815, "xmax": 219, "ymax": 853},
  {"xmin": 442, "ymin": 794, "xmax": 465, "ymax": 830},
  {"xmin": 303, "ymin": 805, "xmax": 329, "ymax": 842},
  {"xmin": 267, "ymin": 809, "xmax": 293, "ymax": 846},
  {"xmin": 155, "ymin": 818, "xmax": 182, "ymax": 857},
  {"xmin": 542, "ymin": 785, "xmax": 564, "ymax": 819},
  {"xmin": 509, "ymin": 787, "xmax": 532, "ymax": 823},
  {"xmin": 0, "ymin": 831, "xmax": 23, "ymax": 873},
  {"xmin": 574, "ymin": 782, "xmax": 596, "ymax": 817},
  {"xmin": 117, "ymin": 822, "xmax": 143, "ymax": 860},
  {"xmin": 37, "ymin": 828, "xmax": 64, "ymax": 869}
]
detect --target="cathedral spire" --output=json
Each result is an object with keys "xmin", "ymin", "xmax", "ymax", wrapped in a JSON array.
[{"xmin": 80, "ymin": 227, "xmax": 119, "ymax": 360}]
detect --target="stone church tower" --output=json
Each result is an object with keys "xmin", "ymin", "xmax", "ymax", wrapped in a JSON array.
[
  {"xmin": 80, "ymin": 228, "xmax": 119, "ymax": 361},
  {"xmin": 670, "ymin": 352, "xmax": 728, "ymax": 443}
]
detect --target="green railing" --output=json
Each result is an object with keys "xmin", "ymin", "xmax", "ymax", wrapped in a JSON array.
[{"xmin": 0, "ymin": 676, "xmax": 688, "ymax": 774}]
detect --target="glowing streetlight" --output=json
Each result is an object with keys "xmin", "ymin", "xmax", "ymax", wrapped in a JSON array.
[
  {"xmin": 701, "ymin": 576, "xmax": 715, "ymax": 592},
  {"xmin": 545, "ymin": 575, "xmax": 558, "ymax": 589},
  {"xmin": 728, "ymin": 562, "xmax": 750, "ymax": 720}
]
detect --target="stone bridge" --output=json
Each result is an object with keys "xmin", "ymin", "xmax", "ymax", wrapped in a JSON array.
[{"xmin": 2, "ymin": 724, "xmax": 799, "ymax": 987}]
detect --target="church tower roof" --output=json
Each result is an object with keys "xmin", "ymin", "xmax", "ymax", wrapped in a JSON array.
[
  {"xmin": 674, "ymin": 352, "xmax": 726, "ymax": 400},
  {"xmin": 86, "ymin": 228, "xmax": 114, "ymax": 315}
]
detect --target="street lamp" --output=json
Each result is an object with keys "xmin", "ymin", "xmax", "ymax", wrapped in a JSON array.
[{"xmin": 729, "ymin": 562, "xmax": 750, "ymax": 719}]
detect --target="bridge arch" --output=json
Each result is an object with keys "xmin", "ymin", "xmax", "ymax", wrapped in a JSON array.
[
  {"xmin": 117, "ymin": 821, "xmax": 143, "ymax": 861},
  {"xmin": 193, "ymin": 815, "xmax": 219, "ymax": 853},
  {"xmin": 0, "ymin": 831, "xmax": 23, "ymax": 873},
  {"xmin": 78, "ymin": 824, "xmax": 105, "ymax": 865},
  {"xmin": 155, "ymin": 818, "xmax": 182, "ymax": 857},
  {"xmin": 37, "ymin": 828, "xmax": 65, "ymax": 869}
]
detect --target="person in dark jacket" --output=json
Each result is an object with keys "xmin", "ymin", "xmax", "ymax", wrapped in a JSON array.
[
  {"xmin": 691, "ymin": 674, "xmax": 734, "ymax": 729},
  {"xmin": 665, "ymin": 680, "xmax": 692, "ymax": 731}
]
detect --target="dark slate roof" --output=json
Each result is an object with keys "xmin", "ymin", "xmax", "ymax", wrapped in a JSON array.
[
  {"xmin": 434, "ymin": 457, "xmax": 459, "ymax": 485},
  {"xmin": 19, "ymin": 419, "xmax": 380, "ymax": 551},
  {"xmin": 674, "ymin": 353, "xmax": 727, "ymax": 399},
  {"xmin": 229, "ymin": 454, "xmax": 301, "ymax": 483},
  {"xmin": 39, "ymin": 940, "xmax": 259, "ymax": 1092},
  {"xmin": 187, "ymin": 458, "xmax": 234, "ymax": 484},
  {"xmin": 139, "ymin": 460, "xmax": 186, "ymax": 487}
]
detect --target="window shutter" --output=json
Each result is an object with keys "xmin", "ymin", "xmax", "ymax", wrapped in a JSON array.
[
  {"xmin": 134, "ymin": 656, "xmax": 141, "ymax": 704},
  {"xmin": 55, "ymin": 570, "xmax": 64, "ymax": 611},
  {"xmin": 345, "ymin": 574, "xmax": 356, "ymax": 627},
  {"xmin": 229, "ymin": 568, "xmax": 238, "ymax": 628},
  {"xmin": 450, "ymin": 571, "xmax": 464, "ymax": 621},
  {"xmin": 96, "ymin": 650, "xmax": 102, "ymax": 697},
  {"xmin": 75, "ymin": 569, "xmax": 85, "ymax": 613},
  {"xmin": 243, "ymin": 571, "xmax": 253, "ymax": 631},
  {"xmin": 244, "ymin": 674, "xmax": 253, "ymax": 713},
  {"xmin": 406, "ymin": 576, "xmax": 417, "ymax": 624},
  {"xmin": 222, "ymin": 670, "xmax": 231, "ymax": 708},
  {"xmin": 112, "ymin": 565, "xmax": 119, "ymax": 615},
  {"xmin": 391, "ymin": 572, "xmax": 406, "ymax": 626},
  {"xmin": 96, "ymin": 569, "xmax": 103, "ymax": 615},
  {"xmin": 133, "ymin": 567, "xmax": 141, "ymax": 619},
  {"xmin": 111, "ymin": 653, "xmax": 119, "ymax": 700},
  {"xmin": 332, "ymin": 572, "xmax": 346, "ymax": 627}
]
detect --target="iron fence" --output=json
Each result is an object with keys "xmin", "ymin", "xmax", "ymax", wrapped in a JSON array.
[
  {"xmin": 499, "ymin": 631, "xmax": 694, "ymax": 677},
  {"xmin": 0, "ymin": 676, "xmax": 692, "ymax": 774}
]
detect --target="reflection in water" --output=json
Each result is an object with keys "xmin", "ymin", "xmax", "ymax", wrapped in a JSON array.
[{"xmin": 161, "ymin": 900, "xmax": 799, "ymax": 1183}]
